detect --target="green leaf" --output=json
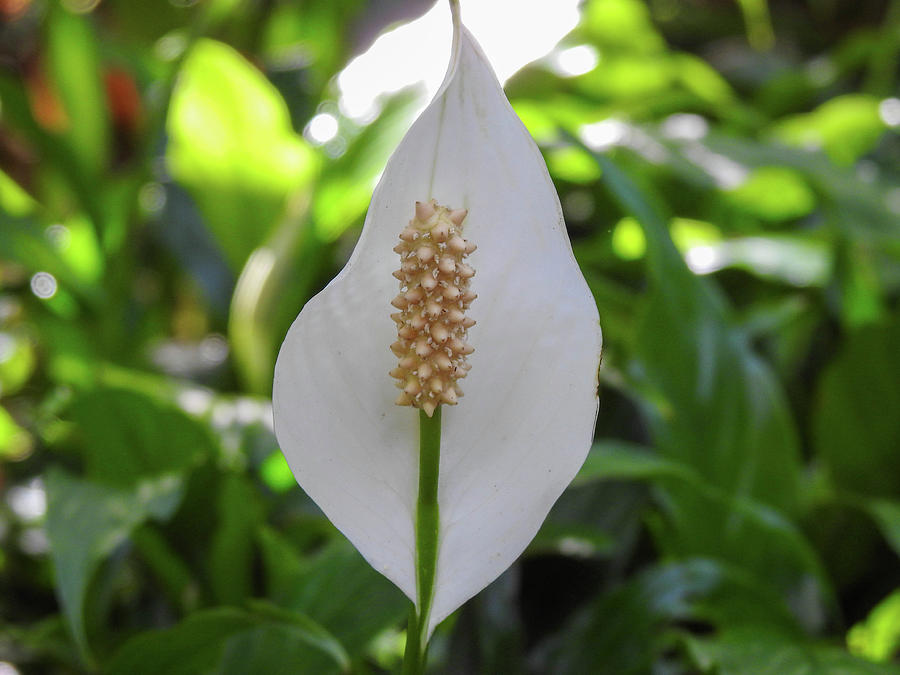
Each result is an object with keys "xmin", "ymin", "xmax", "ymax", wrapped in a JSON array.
[
  {"xmin": 0, "ymin": 211, "xmax": 102, "ymax": 306},
  {"xmin": 220, "ymin": 601, "xmax": 352, "ymax": 674},
  {"xmin": 673, "ymin": 53, "xmax": 735, "ymax": 107},
  {"xmin": 45, "ymin": 467, "xmax": 185, "ymax": 666},
  {"xmin": 0, "ymin": 168, "xmax": 37, "ymax": 215},
  {"xmin": 848, "ymin": 589, "xmax": 900, "ymax": 663},
  {"xmin": 576, "ymin": 55, "xmax": 673, "ymax": 101},
  {"xmin": 724, "ymin": 166, "xmax": 817, "ymax": 223},
  {"xmin": 167, "ymin": 39, "xmax": 318, "ymax": 271},
  {"xmin": 442, "ymin": 570, "xmax": 525, "ymax": 675},
  {"xmin": 0, "ymin": 329, "xmax": 35, "ymax": 398},
  {"xmin": 228, "ymin": 203, "xmax": 319, "ymax": 394},
  {"xmin": 259, "ymin": 534, "xmax": 407, "ymax": 658},
  {"xmin": 69, "ymin": 387, "xmax": 215, "ymax": 488},
  {"xmin": 107, "ymin": 608, "xmax": 260, "ymax": 675},
  {"xmin": 581, "ymin": 0, "xmax": 665, "ymax": 54},
  {"xmin": 701, "ymin": 134, "xmax": 898, "ymax": 244},
  {"xmin": 576, "ymin": 443, "xmax": 829, "ymax": 595},
  {"xmin": 208, "ymin": 474, "xmax": 263, "ymax": 605},
  {"xmin": 574, "ymin": 440, "xmax": 688, "ymax": 485},
  {"xmin": 735, "ymin": 0, "xmax": 774, "ymax": 51},
  {"xmin": 768, "ymin": 95, "xmax": 886, "ymax": 166},
  {"xmin": 686, "ymin": 627, "xmax": 900, "ymax": 674},
  {"xmin": 535, "ymin": 560, "xmax": 801, "ymax": 675},
  {"xmin": 107, "ymin": 605, "xmax": 349, "ymax": 675},
  {"xmin": 46, "ymin": 5, "xmax": 110, "ymax": 177},
  {"xmin": 213, "ymin": 626, "xmax": 345, "ymax": 675},
  {"xmin": 862, "ymin": 499, "xmax": 900, "ymax": 559},
  {"xmin": 546, "ymin": 145, "xmax": 602, "ymax": 183},
  {"xmin": 259, "ymin": 451, "xmax": 296, "ymax": 493},
  {"xmin": 0, "ymin": 74, "xmax": 105, "ymax": 232},
  {"xmin": 814, "ymin": 316, "xmax": 900, "ymax": 497},
  {"xmin": 587, "ymin": 151, "xmax": 808, "ymax": 585},
  {"xmin": 0, "ymin": 404, "xmax": 31, "ymax": 460},
  {"xmin": 0, "ymin": 615, "xmax": 80, "ymax": 669}
]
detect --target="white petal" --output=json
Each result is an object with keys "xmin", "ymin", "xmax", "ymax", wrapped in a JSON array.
[{"xmin": 273, "ymin": 20, "xmax": 601, "ymax": 635}]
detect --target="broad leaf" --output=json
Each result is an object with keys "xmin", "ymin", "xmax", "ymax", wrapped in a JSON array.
[
  {"xmin": 814, "ymin": 316, "xmax": 900, "ymax": 497},
  {"xmin": 69, "ymin": 387, "xmax": 215, "ymax": 487},
  {"xmin": 167, "ymin": 39, "xmax": 318, "ymax": 270},
  {"xmin": 535, "ymin": 559, "xmax": 801, "ymax": 674},
  {"xmin": 45, "ymin": 468, "xmax": 184, "ymax": 665},
  {"xmin": 687, "ymin": 627, "xmax": 900, "ymax": 674},
  {"xmin": 588, "ymin": 152, "xmax": 808, "ymax": 586},
  {"xmin": 107, "ymin": 605, "xmax": 348, "ymax": 675},
  {"xmin": 259, "ymin": 533, "xmax": 408, "ymax": 658}
]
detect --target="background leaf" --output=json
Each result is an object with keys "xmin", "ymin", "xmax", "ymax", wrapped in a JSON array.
[
  {"xmin": 45, "ymin": 468, "xmax": 185, "ymax": 665},
  {"xmin": 814, "ymin": 316, "xmax": 900, "ymax": 497}
]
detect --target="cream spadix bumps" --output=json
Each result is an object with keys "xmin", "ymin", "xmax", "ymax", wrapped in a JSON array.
[
  {"xmin": 273, "ymin": 4, "xmax": 602, "ymax": 639},
  {"xmin": 390, "ymin": 200, "xmax": 476, "ymax": 417}
]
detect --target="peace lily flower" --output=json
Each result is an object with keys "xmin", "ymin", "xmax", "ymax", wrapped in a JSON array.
[{"xmin": 273, "ymin": 1, "xmax": 601, "ymax": 668}]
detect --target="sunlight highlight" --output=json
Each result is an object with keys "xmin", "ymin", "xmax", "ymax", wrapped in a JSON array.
[
  {"xmin": 306, "ymin": 112, "xmax": 340, "ymax": 144},
  {"xmin": 337, "ymin": 0, "xmax": 581, "ymax": 121},
  {"xmin": 879, "ymin": 97, "xmax": 900, "ymax": 127},
  {"xmin": 550, "ymin": 45, "xmax": 599, "ymax": 77},
  {"xmin": 30, "ymin": 272, "xmax": 57, "ymax": 299}
]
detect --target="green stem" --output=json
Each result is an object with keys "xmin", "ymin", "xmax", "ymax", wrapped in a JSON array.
[{"xmin": 401, "ymin": 407, "xmax": 442, "ymax": 675}]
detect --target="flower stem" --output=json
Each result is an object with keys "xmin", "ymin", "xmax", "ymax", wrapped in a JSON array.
[{"xmin": 402, "ymin": 406, "xmax": 442, "ymax": 675}]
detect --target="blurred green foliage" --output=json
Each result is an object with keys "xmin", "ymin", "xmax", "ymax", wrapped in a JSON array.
[{"xmin": 1, "ymin": 0, "xmax": 899, "ymax": 673}]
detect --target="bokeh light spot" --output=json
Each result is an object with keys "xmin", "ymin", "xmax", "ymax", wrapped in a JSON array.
[
  {"xmin": 661, "ymin": 113, "xmax": 709, "ymax": 141},
  {"xmin": 551, "ymin": 45, "xmax": 599, "ymax": 77},
  {"xmin": 580, "ymin": 119, "xmax": 628, "ymax": 151},
  {"xmin": 878, "ymin": 97, "xmax": 900, "ymax": 127},
  {"xmin": 0, "ymin": 333, "xmax": 13, "ymax": 364},
  {"xmin": 338, "ymin": 0, "xmax": 581, "ymax": 121},
  {"xmin": 7, "ymin": 479, "xmax": 46, "ymax": 522},
  {"xmin": 155, "ymin": 33, "xmax": 187, "ymax": 62},
  {"xmin": 30, "ymin": 272, "xmax": 57, "ymax": 299},
  {"xmin": 306, "ymin": 112, "xmax": 340, "ymax": 145},
  {"xmin": 139, "ymin": 183, "xmax": 167, "ymax": 215},
  {"xmin": 611, "ymin": 217, "xmax": 646, "ymax": 260},
  {"xmin": 44, "ymin": 224, "xmax": 70, "ymax": 249}
]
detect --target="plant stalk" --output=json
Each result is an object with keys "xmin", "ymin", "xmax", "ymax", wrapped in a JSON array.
[{"xmin": 401, "ymin": 407, "xmax": 442, "ymax": 675}]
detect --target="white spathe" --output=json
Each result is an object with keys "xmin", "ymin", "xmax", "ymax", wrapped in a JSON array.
[{"xmin": 273, "ymin": 15, "xmax": 601, "ymax": 636}]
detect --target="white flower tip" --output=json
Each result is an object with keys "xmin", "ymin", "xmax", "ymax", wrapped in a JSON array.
[{"xmin": 390, "ymin": 199, "xmax": 475, "ymax": 415}]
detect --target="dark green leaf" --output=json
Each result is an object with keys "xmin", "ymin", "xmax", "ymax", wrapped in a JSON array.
[
  {"xmin": 536, "ymin": 559, "xmax": 801, "ymax": 675},
  {"xmin": 686, "ymin": 627, "xmax": 900, "ymax": 674},
  {"xmin": 586, "ymin": 151, "xmax": 809, "ymax": 586},
  {"xmin": 45, "ymin": 467, "xmax": 185, "ymax": 665},
  {"xmin": 107, "ymin": 605, "xmax": 348, "ymax": 675},
  {"xmin": 862, "ymin": 499, "xmax": 900, "ymax": 559},
  {"xmin": 259, "ymin": 533, "xmax": 407, "ymax": 658},
  {"xmin": 576, "ymin": 442, "xmax": 829, "ymax": 596},
  {"xmin": 208, "ymin": 474, "xmax": 263, "ymax": 605},
  {"xmin": 46, "ymin": 5, "xmax": 110, "ymax": 177},
  {"xmin": 69, "ymin": 387, "xmax": 215, "ymax": 487},
  {"xmin": 814, "ymin": 316, "xmax": 900, "ymax": 497}
]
